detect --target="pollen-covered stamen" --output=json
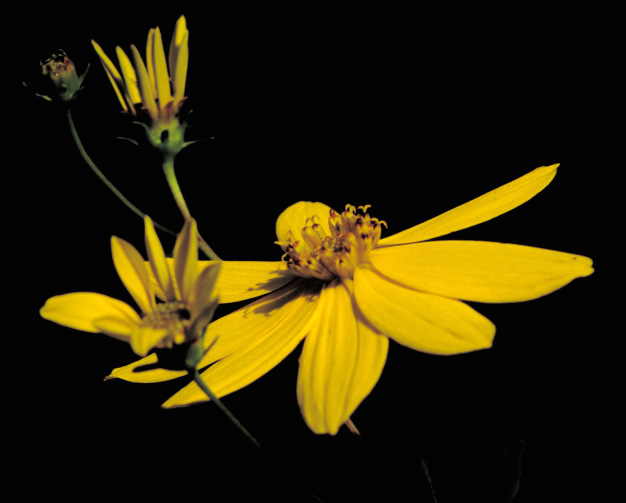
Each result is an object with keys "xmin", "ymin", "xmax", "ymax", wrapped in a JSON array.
[
  {"xmin": 141, "ymin": 300, "xmax": 191, "ymax": 348},
  {"xmin": 280, "ymin": 204, "xmax": 387, "ymax": 281}
]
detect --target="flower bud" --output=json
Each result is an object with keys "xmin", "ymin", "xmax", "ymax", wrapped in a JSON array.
[{"xmin": 40, "ymin": 50, "xmax": 88, "ymax": 102}]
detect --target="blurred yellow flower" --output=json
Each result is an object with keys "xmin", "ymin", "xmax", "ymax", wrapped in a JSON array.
[
  {"xmin": 109, "ymin": 164, "xmax": 593, "ymax": 434},
  {"xmin": 40, "ymin": 217, "xmax": 220, "ymax": 358},
  {"xmin": 91, "ymin": 16, "xmax": 189, "ymax": 153}
]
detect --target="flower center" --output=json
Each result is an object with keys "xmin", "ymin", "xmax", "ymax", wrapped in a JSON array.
[
  {"xmin": 141, "ymin": 300, "xmax": 191, "ymax": 348},
  {"xmin": 279, "ymin": 205, "xmax": 386, "ymax": 281}
]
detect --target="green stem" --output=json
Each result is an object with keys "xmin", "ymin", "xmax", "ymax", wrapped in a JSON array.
[
  {"xmin": 191, "ymin": 368, "xmax": 260, "ymax": 449},
  {"xmin": 66, "ymin": 109, "xmax": 174, "ymax": 235},
  {"xmin": 162, "ymin": 155, "xmax": 221, "ymax": 260}
]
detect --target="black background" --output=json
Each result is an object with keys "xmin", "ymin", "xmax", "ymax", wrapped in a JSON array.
[{"xmin": 8, "ymin": 2, "xmax": 621, "ymax": 501}]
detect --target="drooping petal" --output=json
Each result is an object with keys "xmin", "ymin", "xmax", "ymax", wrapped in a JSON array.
[
  {"xmin": 144, "ymin": 216, "xmax": 175, "ymax": 301},
  {"xmin": 297, "ymin": 281, "xmax": 389, "ymax": 435},
  {"xmin": 130, "ymin": 44, "xmax": 158, "ymax": 121},
  {"xmin": 111, "ymin": 236, "xmax": 155, "ymax": 314},
  {"xmin": 91, "ymin": 40, "xmax": 132, "ymax": 113},
  {"xmin": 131, "ymin": 326, "xmax": 169, "ymax": 357},
  {"xmin": 173, "ymin": 218, "xmax": 198, "ymax": 302},
  {"xmin": 371, "ymin": 240, "xmax": 594, "ymax": 303},
  {"xmin": 151, "ymin": 26, "xmax": 173, "ymax": 111},
  {"xmin": 378, "ymin": 164, "xmax": 559, "ymax": 246},
  {"xmin": 354, "ymin": 267, "xmax": 495, "ymax": 355},
  {"xmin": 161, "ymin": 280, "xmax": 323, "ymax": 408},
  {"xmin": 276, "ymin": 201, "xmax": 333, "ymax": 244},
  {"xmin": 169, "ymin": 15, "xmax": 188, "ymax": 104},
  {"xmin": 106, "ymin": 353, "xmax": 187, "ymax": 383},
  {"xmin": 40, "ymin": 292, "xmax": 140, "ymax": 342}
]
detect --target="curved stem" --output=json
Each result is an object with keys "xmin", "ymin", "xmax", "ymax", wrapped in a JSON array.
[
  {"xmin": 191, "ymin": 368, "xmax": 260, "ymax": 449},
  {"xmin": 162, "ymin": 155, "xmax": 221, "ymax": 260},
  {"xmin": 66, "ymin": 109, "xmax": 174, "ymax": 235}
]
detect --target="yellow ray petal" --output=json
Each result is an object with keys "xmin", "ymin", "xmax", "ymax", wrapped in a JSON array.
[
  {"xmin": 161, "ymin": 281, "xmax": 323, "ymax": 408},
  {"xmin": 40, "ymin": 292, "xmax": 140, "ymax": 341},
  {"xmin": 91, "ymin": 40, "xmax": 131, "ymax": 112},
  {"xmin": 354, "ymin": 267, "xmax": 495, "ymax": 355},
  {"xmin": 276, "ymin": 201, "xmax": 333, "ymax": 244},
  {"xmin": 111, "ymin": 236, "xmax": 154, "ymax": 314},
  {"xmin": 130, "ymin": 44, "xmax": 158, "ymax": 121},
  {"xmin": 297, "ymin": 282, "xmax": 389, "ymax": 435},
  {"xmin": 144, "ymin": 216, "xmax": 175, "ymax": 301},
  {"xmin": 173, "ymin": 218, "xmax": 198, "ymax": 302},
  {"xmin": 169, "ymin": 15, "xmax": 188, "ymax": 103},
  {"xmin": 115, "ymin": 46, "xmax": 141, "ymax": 105},
  {"xmin": 379, "ymin": 164, "xmax": 559, "ymax": 246},
  {"xmin": 371, "ymin": 240, "xmax": 594, "ymax": 303},
  {"xmin": 106, "ymin": 353, "xmax": 187, "ymax": 383},
  {"xmin": 131, "ymin": 326, "xmax": 169, "ymax": 357},
  {"xmin": 151, "ymin": 26, "xmax": 173, "ymax": 111},
  {"xmin": 189, "ymin": 262, "xmax": 220, "ymax": 319}
]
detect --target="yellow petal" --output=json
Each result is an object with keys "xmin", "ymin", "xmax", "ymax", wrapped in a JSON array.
[
  {"xmin": 379, "ymin": 164, "xmax": 559, "ymax": 246},
  {"xmin": 131, "ymin": 326, "xmax": 168, "ymax": 357},
  {"xmin": 106, "ymin": 353, "xmax": 187, "ymax": 383},
  {"xmin": 189, "ymin": 262, "xmax": 221, "ymax": 319},
  {"xmin": 169, "ymin": 15, "xmax": 188, "ymax": 103},
  {"xmin": 40, "ymin": 292, "xmax": 140, "ymax": 342},
  {"xmin": 115, "ymin": 46, "xmax": 141, "ymax": 105},
  {"xmin": 144, "ymin": 216, "xmax": 175, "ymax": 301},
  {"xmin": 91, "ymin": 40, "xmax": 131, "ymax": 113},
  {"xmin": 173, "ymin": 218, "xmax": 198, "ymax": 302},
  {"xmin": 151, "ymin": 26, "xmax": 173, "ymax": 111},
  {"xmin": 276, "ymin": 201, "xmax": 333, "ymax": 244},
  {"xmin": 111, "ymin": 236, "xmax": 154, "ymax": 314},
  {"xmin": 354, "ymin": 267, "xmax": 495, "ymax": 355},
  {"xmin": 130, "ymin": 44, "xmax": 158, "ymax": 121},
  {"xmin": 371, "ymin": 240, "xmax": 594, "ymax": 303},
  {"xmin": 161, "ymin": 280, "xmax": 323, "ymax": 408},
  {"xmin": 297, "ymin": 281, "xmax": 389, "ymax": 435}
]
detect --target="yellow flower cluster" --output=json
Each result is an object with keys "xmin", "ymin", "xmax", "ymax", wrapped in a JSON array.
[{"xmin": 39, "ymin": 15, "xmax": 593, "ymax": 436}]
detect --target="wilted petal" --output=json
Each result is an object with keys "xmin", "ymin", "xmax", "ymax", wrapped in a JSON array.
[
  {"xmin": 379, "ymin": 164, "xmax": 559, "ymax": 246},
  {"xmin": 161, "ymin": 280, "xmax": 323, "ymax": 408},
  {"xmin": 371, "ymin": 240, "xmax": 594, "ymax": 303},
  {"xmin": 40, "ymin": 292, "xmax": 140, "ymax": 342},
  {"xmin": 354, "ymin": 267, "xmax": 495, "ymax": 355},
  {"xmin": 111, "ymin": 236, "xmax": 154, "ymax": 314},
  {"xmin": 297, "ymin": 281, "xmax": 388, "ymax": 435}
]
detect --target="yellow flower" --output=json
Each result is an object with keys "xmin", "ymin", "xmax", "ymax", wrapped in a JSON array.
[
  {"xmin": 91, "ymin": 16, "xmax": 189, "ymax": 153},
  {"xmin": 109, "ymin": 164, "xmax": 593, "ymax": 435},
  {"xmin": 40, "ymin": 217, "xmax": 220, "ymax": 359}
]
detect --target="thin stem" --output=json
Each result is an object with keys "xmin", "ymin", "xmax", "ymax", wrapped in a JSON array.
[
  {"xmin": 420, "ymin": 456, "xmax": 438, "ymax": 503},
  {"xmin": 66, "ymin": 109, "xmax": 174, "ymax": 235},
  {"xmin": 191, "ymin": 368, "xmax": 260, "ymax": 449},
  {"xmin": 162, "ymin": 155, "xmax": 221, "ymax": 260}
]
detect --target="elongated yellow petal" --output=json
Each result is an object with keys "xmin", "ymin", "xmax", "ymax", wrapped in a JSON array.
[
  {"xmin": 151, "ymin": 26, "xmax": 173, "ymax": 111},
  {"xmin": 106, "ymin": 353, "xmax": 187, "ymax": 383},
  {"xmin": 207, "ymin": 260, "xmax": 292, "ymax": 302},
  {"xmin": 91, "ymin": 40, "xmax": 133, "ymax": 113},
  {"xmin": 162, "ymin": 280, "xmax": 323, "ymax": 408},
  {"xmin": 354, "ymin": 267, "xmax": 495, "ymax": 355},
  {"xmin": 276, "ymin": 201, "xmax": 333, "ymax": 244},
  {"xmin": 173, "ymin": 218, "xmax": 198, "ymax": 302},
  {"xmin": 379, "ymin": 164, "xmax": 559, "ymax": 246},
  {"xmin": 189, "ymin": 262, "xmax": 220, "ymax": 319},
  {"xmin": 169, "ymin": 16, "xmax": 188, "ymax": 104},
  {"xmin": 111, "ymin": 236, "xmax": 154, "ymax": 314},
  {"xmin": 130, "ymin": 44, "xmax": 158, "ymax": 121},
  {"xmin": 144, "ymin": 216, "xmax": 175, "ymax": 301},
  {"xmin": 115, "ymin": 46, "xmax": 141, "ymax": 105},
  {"xmin": 146, "ymin": 28, "xmax": 156, "ymax": 97},
  {"xmin": 297, "ymin": 282, "xmax": 389, "ymax": 435},
  {"xmin": 371, "ymin": 240, "xmax": 594, "ymax": 303},
  {"xmin": 40, "ymin": 292, "xmax": 140, "ymax": 342}
]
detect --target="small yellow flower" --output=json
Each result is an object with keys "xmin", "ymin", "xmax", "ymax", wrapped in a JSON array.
[
  {"xmin": 40, "ymin": 216, "xmax": 220, "ymax": 359},
  {"xmin": 91, "ymin": 16, "xmax": 189, "ymax": 153},
  {"xmin": 109, "ymin": 164, "xmax": 593, "ymax": 435}
]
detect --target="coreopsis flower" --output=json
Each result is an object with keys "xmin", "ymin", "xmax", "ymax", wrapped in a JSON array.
[
  {"xmin": 91, "ymin": 15, "xmax": 190, "ymax": 155},
  {"xmin": 40, "ymin": 216, "xmax": 220, "ymax": 361},
  {"xmin": 39, "ymin": 49, "xmax": 88, "ymax": 102},
  {"xmin": 109, "ymin": 164, "xmax": 593, "ymax": 435}
]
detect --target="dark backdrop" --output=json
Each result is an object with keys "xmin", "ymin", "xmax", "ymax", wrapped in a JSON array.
[{"xmin": 9, "ymin": 2, "xmax": 620, "ymax": 501}]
